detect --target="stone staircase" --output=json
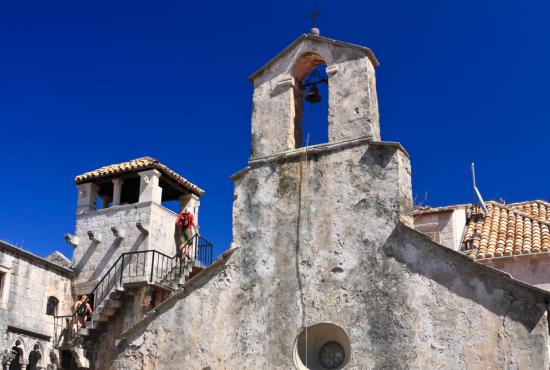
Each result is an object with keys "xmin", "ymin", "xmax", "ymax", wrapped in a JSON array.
[
  {"xmin": 53, "ymin": 237, "xmax": 214, "ymax": 368},
  {"xmin": 159, "ymin": 258, "xmax": 205, "ymax": 287},
  {"xmin": 78, "ymin": 259, "xmax": 204, "ymax": 341}
]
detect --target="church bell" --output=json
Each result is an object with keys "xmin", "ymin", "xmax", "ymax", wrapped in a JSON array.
[{"xmin": 305, "ymin": 84, "xmax": 322, "ymax": 104}]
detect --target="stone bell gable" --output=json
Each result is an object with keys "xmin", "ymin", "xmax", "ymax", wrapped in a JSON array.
[{"xmin": 248, "ymin": 33, "xmax": 381, "ymax": 159}]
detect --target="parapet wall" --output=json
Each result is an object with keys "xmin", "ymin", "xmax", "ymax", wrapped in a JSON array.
[{"xmin": 73, "ymin": 202, "xmax": 178, "ymax": 294}]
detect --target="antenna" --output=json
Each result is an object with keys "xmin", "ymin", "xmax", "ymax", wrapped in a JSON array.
[{"xmin": 471, "ymin": 163, "xmax": 488, "ymax": 213}]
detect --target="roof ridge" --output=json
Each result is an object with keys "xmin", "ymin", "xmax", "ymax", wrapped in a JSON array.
[
  {"xmin": 508, "ymin": 199, "xmax": 550, "ymax": 208},
  {"xmin": 74, "ymin": 156, "xmax": 204, "ymax": 196},
  {"xmin": 485, "ymin": 201, "xmax": 550, "ymax": 228}
]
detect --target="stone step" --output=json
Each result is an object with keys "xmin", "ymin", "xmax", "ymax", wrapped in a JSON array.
[
  {"xmin": 79, "ymin": 328, "xmax": 93, "ymax": 337},
  {"xmin": 105, "ymin": 298, "xmax": 122, "ymax": 309},
  {"xmin": 97, "ymin": 306, "xmax": 117, "ymax": 316},
  {"xmin": 109, "ymin": 290, "xmax": 124, "ymax": 300},
  {"xmin": 90, "ymin": 320, "xmax": 109, "ymax": 332},
  {"xmin": 91, "ymin": 313, "xmax": 109, "ymax": 322}
]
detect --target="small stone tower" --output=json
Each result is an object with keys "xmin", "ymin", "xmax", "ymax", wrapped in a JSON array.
[{"xmin": 70, "ymin": 157, "xmax": 204, "ymax": 294}]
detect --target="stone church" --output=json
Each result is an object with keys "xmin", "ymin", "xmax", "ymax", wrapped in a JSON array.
[{"xmin": 2, "ymin": 30, "xmax": 550, "ymax": 369}]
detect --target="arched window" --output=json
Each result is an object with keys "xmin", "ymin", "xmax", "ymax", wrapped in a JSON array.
[{"xmin": 46, "ymin": 296, "xmax": 59, "ymax": 316}]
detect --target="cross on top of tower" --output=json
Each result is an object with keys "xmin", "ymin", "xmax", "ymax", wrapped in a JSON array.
[{"xmin": 308, "ymin": 9, "xmax": 321, "ymax": 35}]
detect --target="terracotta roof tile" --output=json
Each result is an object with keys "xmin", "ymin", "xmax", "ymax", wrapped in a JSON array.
[
  {"xmin": 74, "ymin": 156, "xmax": 204, "ymax": 196},
  {"xmin": 463, "ymin": 201, "xmax": 550, "ymax": 259},
  {"xmin": 508, "ymin": 200, "xmax": 550, "ymax": 222}
]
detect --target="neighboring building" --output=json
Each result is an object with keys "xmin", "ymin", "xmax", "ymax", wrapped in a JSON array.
[
  {"xmin": 413, "ymin": 204, "xmax": 469, "ymax": 250},
  {"xmin": 413, "ymin": 200, "xmax": 550, "ymax": 292},
  {"xmin": 0, "ymin": 241, "xmax": 73, "ymax": 370},
  {"xmin": 1, "ymin": 158, "xmax": 208, "ymax": 369},
  {"xmin": 2, "ymin": 30, "xmax": 550, "ymax": 370}
]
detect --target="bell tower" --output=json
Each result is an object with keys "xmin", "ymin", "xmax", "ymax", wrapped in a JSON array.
[
  {"xmin": 247, "ymin": 32, "xmax": 380, "ymax": 159},
  {"xmin": 229, "ymin": 30, "xmax": 413, "ymax": 369}
]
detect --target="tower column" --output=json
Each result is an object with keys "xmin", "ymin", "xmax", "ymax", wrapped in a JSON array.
[
  {"xmin": 179, "ymin": 193, "xmax": 200, "ymax": 227},
  {"xmin": 327, "ymin": 57, "xmax": 380, "ymax": 142},
  {"xmin": 76, "ymin": 183, "xmax": 99, "ymax": 214},
  {"xmin": 138, "ymin": 170, "xmax": 162, "ymax": 204},
  {"xmin": 250, "ymin": 74, "xmax": 298, "ymax": 158},
  {"xmin": 100, "ymin": 195, "xmax": 111, "ymax": 209},
  {"xmin": 112, "ymin": 178, "xmax": 124, "ymax": 206}
]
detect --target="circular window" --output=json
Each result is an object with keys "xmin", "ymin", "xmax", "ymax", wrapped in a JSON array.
[{"xmin": 293, "ymin": 323, "xmax": 350, "ymax": 370}]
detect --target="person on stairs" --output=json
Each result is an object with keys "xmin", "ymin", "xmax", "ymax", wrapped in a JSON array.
[
  {"xmin": 72, "ymin": 295, "xmax": 93, "ymax": 338},
  {"xmin": 175, "ymin": 207, "xmax": 199, "ymax": 262}
]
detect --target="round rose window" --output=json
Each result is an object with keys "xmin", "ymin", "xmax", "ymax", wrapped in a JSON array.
[
  {"xmin": 319, "ymin": 341, "xmax": 345, "ymax": 368},
  {"xmin": 294, "ymin": 323, "xmax": 350, "ymax": 370}
]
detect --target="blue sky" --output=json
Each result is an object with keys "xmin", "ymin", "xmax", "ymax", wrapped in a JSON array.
[{"xmin": 1, "ymin": 0, "xmax": 549, "ymax": 259}]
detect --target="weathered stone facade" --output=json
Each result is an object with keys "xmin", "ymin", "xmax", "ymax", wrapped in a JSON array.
[
  {"xmin": 0, "ymin": 241, "xmax": 72, "ymax": 369},
  {"xmin": 72, "ymin": 202, "xmax": 180, "ymax": 295},
  {"xmin": 104, "ymin": 139, "xmax": 550, "ymax": 370},
  {"xmin": 92, "ymin": 34, "xmax": 550, "ymax": 370}
]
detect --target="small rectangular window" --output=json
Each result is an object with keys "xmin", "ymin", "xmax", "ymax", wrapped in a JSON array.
[{"xmin": 0, "ymin": 272, "xmax": 4, "ymax": 299}]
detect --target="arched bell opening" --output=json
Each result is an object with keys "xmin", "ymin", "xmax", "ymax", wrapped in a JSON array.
[{"xmin": 292, "ymin": 52, "xmax": 329, "ymax": 148}]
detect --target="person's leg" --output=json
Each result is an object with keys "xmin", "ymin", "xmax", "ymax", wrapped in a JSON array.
[
  {"xmin": 183, "ymin": 229, "xmax": 193, "ymax": 260},
  {"xmin": 177, "ymin": 232, "xmax": 186, "ymax": 259}
]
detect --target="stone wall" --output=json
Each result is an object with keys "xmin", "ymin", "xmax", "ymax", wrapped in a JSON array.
[
  {"xmin": 148, "ymin": 204, "xmax": 179, "ymax": 259},
  {"xmin": 73, "ymin": 202, "xmax": 178, "ymax": 294},
  {"xmin": 0, "ymin": 243, "xmax": 72, "ymax": 368},
  {"xmin": 480, "ymin": 255, "xmax": 550, "ymax": 292},
  {"xmin": 98, "ymin": 140, "xmax": 550, "ymax": 369}
]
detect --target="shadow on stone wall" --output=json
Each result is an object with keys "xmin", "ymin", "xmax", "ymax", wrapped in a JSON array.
[{"xmin": 384, "ymin": 223, "xmax": 547, "ymax": 332}]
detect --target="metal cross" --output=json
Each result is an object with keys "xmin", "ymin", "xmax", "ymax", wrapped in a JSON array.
[{"xmin": 308, "ymin": 9, "xmax": 322, "ymax": 28}]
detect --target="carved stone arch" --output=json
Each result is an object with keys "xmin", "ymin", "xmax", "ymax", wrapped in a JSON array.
[
  {"xmin": 11, "ymin": 337, "xmax": 27, "ymax": 359},
  {"xmin": 8, "ymin": 337, "xmax": 26, "ymax": 370},
  {"xmin": 27, "ymin": 342, "xmax": 43, "ymax": 370},
  {"xmin": 291, "ymin": 51, "xmax": 327, "ymax": 82}
]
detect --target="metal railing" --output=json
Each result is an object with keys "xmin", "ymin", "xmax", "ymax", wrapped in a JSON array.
[
  {"xmin": 193, "ymin": 234, "xmax": 214, "ymax": 267},
  {"xmin": 53, "ymin": 315, "xmax": 72, "ymax": 347},
  {"xmin": 54, "ymin": 235, "xmax": 213, "ymax": 347}
]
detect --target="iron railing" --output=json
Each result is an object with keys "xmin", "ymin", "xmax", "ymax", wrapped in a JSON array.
[
  {"xmin": 53, "ymin": 315, "xmax": 72, "ymax": 347},
  {"xmin": 193, "ymin": 234, "xmax": 214, "ymax": 267},
  {"xmin": 54, "ymin": 234, "xmax": 213, "ymax": 347}
]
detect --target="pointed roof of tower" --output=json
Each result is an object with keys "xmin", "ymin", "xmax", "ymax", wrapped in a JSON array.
[{"xmin": 247, "ymin": 33, "xmax": 380, "ymax": 83}]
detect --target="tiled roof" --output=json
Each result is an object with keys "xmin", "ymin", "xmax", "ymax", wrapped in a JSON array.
[
  {"xmin": 412, "ymin": 204, "xmax": 470, "ymax": 215},
  {"xmin": 462, "ymin": 201, "xmax": 550, "ymax": 259},
  {"xmin": 508, "ymin": 200, "xmax": 550, "ymax": 222},
  {"xmin": 74, "ymin": 157, "xmax": 204, "ymax": 196}
]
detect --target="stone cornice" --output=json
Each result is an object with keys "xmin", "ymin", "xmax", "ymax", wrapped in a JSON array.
[{"xmin": 0, "ymin": 241, "xmax": 74, "ymax": 277}]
